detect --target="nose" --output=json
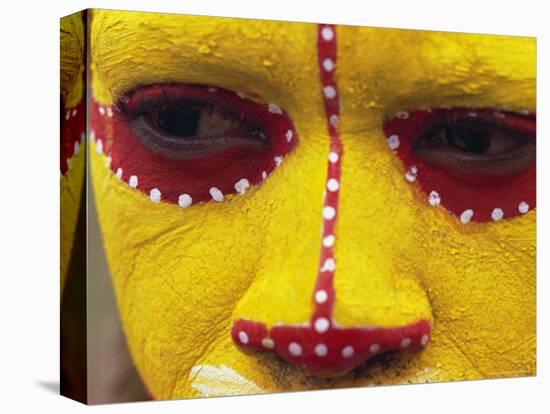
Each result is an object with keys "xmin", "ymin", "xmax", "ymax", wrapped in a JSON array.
[{"xmin": 230, "ymin": 23, "xmax": 431, "ymax": 377}]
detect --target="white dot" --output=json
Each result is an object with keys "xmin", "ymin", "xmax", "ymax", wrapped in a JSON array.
[
  {"xmin": 491, "ymin": 208, "xmax": 504, "ymax": 221},
  {"xmin": 178, "ymin": 194, "xmax": 192, "ymax": 208},
  {"xmin": 387, "ymin": 134, "xmax": 400, "ymax": 150},
  {"xmin": 238, "ymin": 331, "xmax": 249, "ymax": 344},
  {"xmin": 150, "ymin": 188, "xmax": 161, "ymax": 203},
  {"xmin": 421, "ymin": 334, "xmax": 430, "ymax": 346},
  {"xmin": 314, "ymin": 318, "xmax": 330, "ymax": 333},
  {"xmin": 328, "ymin": 152, "xmax": 339, "ymax": 163},
  {"xmin": 65, "ymin": 111, "xmax": 70, "ymax": 120},
  {"xmin": 115, "ymin": 168, "xmax": 123, "ymax": 179},
  {"xmin": 467, "ymin": 111, "xmax": 477, "ymax": 118},
  {"xmin": 428, "ymin": 191, "xmax": 441, "ymax": 206},
  {"xmin": 494, "ymin": 111, "xmax": 506, "ymax": 119},
  {"xmin": 329, "ymin": 114, "xmax": 339, "ymax": 127},
  {"xmin": 401, "ymin": 338, "xmax": 412, "ymax": 348},
  {"xmin": 71, "ymin": 109, "xmax": 77, "ymax": 117},
  {"xmin": 323, "ymin": 235, "xmax": 335, "ymax": 247},
  {"xmin": 460, "ymin": 209, "xmax": 474, "ymax": 224},
  {"xmin": 234, "ymin": 178, "xmax": 250, "ymax": 195},
  {"xmin": 517, "ymin": 108, "xmax": 530, "ymax": 115},
  {"xmin": 261, "ymin": 171, "xmax": 267, "ymax": 180},
  {"xmin": 321, "ymin": 26, "xmax": 334, "ymax": 41},
  {"xmin": 209, "ymin": 187, "xmax": 224, "ymax": 202},
  {"xmin": 321, "ymin": 258, "xmax": 336, "ymax": 272},
  {"xmin": 207, "ymin": 87, "xmax": 218, "ymax": 93},
  {"xmin": 73, "ymin": 141, "xmax": 79, "ymax": 156},
  {"xmin": 99, "ymin": 106, "xmax": 105, "ymax": 116},
  {"xmin": 369, "ymin": 344, "xmax": 380, "ymax": 354},
  {"xmin": 518, "ymin": 201, "xmax": 529, "ymax": 214},
  {"xmin": 268, "ymin": 103, "xmax": 283, "ymax": 115},
  {"xmin": 323, "ymin": 58, "xmax": 335, "ymax": 72},
  {"xmin": 396, "ymin": 110, "xmax": 409, "ymax": 119},
  {"xmin": 323, "ymin": 206, "xmax": 336, "ymax": 220},
  {"xmin": 105, "ymin": 156, "xmax": 112, "ymax": 167},
  {"xmin": 128, "ymin": 175, "xmax": 138, "ymax": 189},
  {"xmin": 314, "ymin": 344, "xmax": 328, "ymax": 357},
  {"xmin": 342, "ymin": 346, "xmax": 354, "ymax": 358},
  {"xmin": 288, "ymin": 342, "xmax": 302, "ymax": 356},
  {"xmin": 106, "ymin": 107, "xmax": 113, "ymax": 118},
  {"xmin": 405, "ymin": 165, "xmax": 418, "ymax": 183},
  {"xmin": 323, "ymin": 86, "xmax": 337, "ymax": 100},
  {"xmin": 315, "ymin": 290, "xmax": 328, "ymax": 304},
  {"xmin": 274, "ymin": 156, "xmax": 283, "ymax": 166},
  {"xmin": 327, "ymin": 178, "xmax": 339, "ymax": 192},
  {"xmin": 96, "ymin": 139, "xmax": 103, "ymax": 155},
  {"xmin": 89, "ymin": 130, "xmax": 96, "ymax": 142},
  {"xmin": 236, "ymin": 91, "xmax": 247, "ymax": 99},
  {"xmin": 285, "ymin": 130, "xmax": 293, "ymax": 142},
  {"xmin": 262, "ymin": 338, "xmax": 274, "ymax": 349}
]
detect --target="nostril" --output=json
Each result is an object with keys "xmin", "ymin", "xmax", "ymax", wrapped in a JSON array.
[{"xmin": 231, "ymin": 318, "xmax": 431, "ymax": 377}]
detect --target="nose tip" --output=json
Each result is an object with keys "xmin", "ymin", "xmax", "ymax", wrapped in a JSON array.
[{"xmin": 231, "ymin": 318, "xmax": 431, "ymax": 377}]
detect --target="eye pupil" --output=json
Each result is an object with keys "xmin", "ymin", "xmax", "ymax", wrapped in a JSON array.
[
  {"xmin": 445, "ymin": 123, "xmax": 491, "ymax": 154},
  {"xmin": 153, "ymin": 105, "xmax": 201, "ymax": 137}
]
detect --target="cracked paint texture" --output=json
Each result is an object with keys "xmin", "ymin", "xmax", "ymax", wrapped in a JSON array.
[{"xmin": 89, "ymin": 10, "xmax": 535, "ymax": 400}]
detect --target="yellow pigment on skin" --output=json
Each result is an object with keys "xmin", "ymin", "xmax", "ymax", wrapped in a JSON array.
[
  {"xmin": 90, "ymin": 10, "xmax": 536, "ymax": 399},
  {"xmin": 60, "ymin": 12, "xmax": 85, "ymax": 109},
  {"xmin": 60, "ymin": 11, "xmax": 86, "ymax": 292}
]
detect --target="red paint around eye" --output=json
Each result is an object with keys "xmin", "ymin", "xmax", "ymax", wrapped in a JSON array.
[
  {"xmin": 383, "ymin": 108, "xmax": 536, "ymax": 223},
  {"xmin": 60, "ymin": 98, "xmax": 85, "ymax": 175},
  {"xmin": 90, "ymin": 85, "xmax": 298, "ymax": 206}
]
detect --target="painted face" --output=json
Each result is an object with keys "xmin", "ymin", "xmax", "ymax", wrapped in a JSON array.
[
  {"xmin": 90, "ymin": 10, "xmax": 536, "ymax": 399},
  {"xmin": 60, "ymin": 12, "xmax": 86, "ymax": 292}
]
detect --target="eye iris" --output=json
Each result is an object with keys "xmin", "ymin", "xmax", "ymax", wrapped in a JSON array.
[
  {"xmin": 152, "ymin": 105, "xmax": 201, "ymax": 137},
  {"xmin": 445, "ymin": 122, "xmax": 491, "ymax": 154}
]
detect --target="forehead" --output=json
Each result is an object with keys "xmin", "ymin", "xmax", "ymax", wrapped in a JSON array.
[{"xmin": 91, "ymin": 9, "xmax": 535, "ymax": 111}]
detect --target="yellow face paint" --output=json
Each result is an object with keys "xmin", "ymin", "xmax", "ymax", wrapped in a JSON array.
[
  {"xmin": 89, "ymin": 9, "xmax": 535, "ymax": 399},
  {"xmin": 60, "ymin": 11, "xmax": 86, "ymax": 292}
]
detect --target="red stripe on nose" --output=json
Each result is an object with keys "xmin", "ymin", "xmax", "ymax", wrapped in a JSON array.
[
  {"xmin": 312, "ymin": 23, "xmax": 342, "ymax": 323},
  {"xmin": 231, "ymin": 23, "xmax": 432, "ymax": 376}
]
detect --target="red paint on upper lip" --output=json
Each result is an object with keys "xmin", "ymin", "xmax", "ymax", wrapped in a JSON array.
[{"xmin": 232, "ymin": 318, "xmax": 432, "ymax": 377}]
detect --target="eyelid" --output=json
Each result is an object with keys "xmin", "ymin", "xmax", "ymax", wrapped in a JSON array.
[
  {"xmin": 131, "ymin": 114, "xmax": 269, "ymax": 161},
  {"xmin": 118, "ymin": 84, "xmax": 280, "ymax": 134},
  {"xmin": 411, "ymin": 109, "xmax": 536, "ymax": 140}
]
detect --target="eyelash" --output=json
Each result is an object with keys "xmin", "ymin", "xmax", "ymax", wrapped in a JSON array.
[
  {"xmin": 383, "ymin": 108, "xmax": 536, "ymax": 223},
  {"xmin": 90, "ymin": 84, "xmax": 298, "ymax": 206}
]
